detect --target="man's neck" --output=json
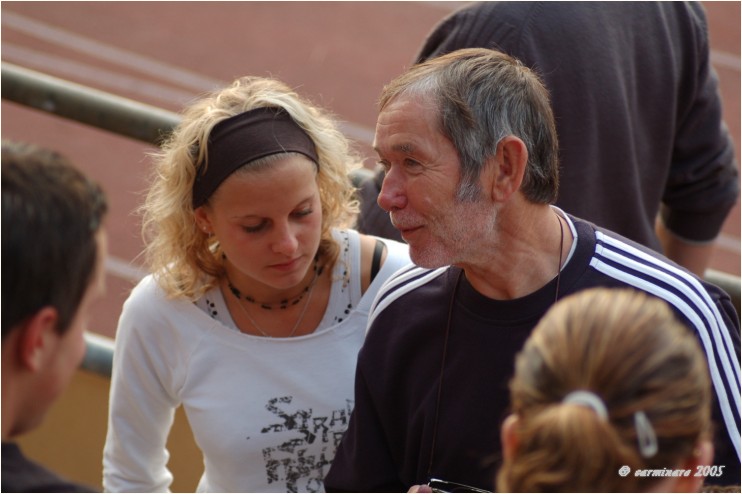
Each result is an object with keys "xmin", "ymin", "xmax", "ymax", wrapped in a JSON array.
[
  {"xmin": 459, "ymin": 205, "xmax": 571, "ymax": 300},
  {"xmin": 1, "ymin": 341, "xmax": 24, "ymax": 441},
  {"xmin": 1, "ymin": 366, "xmax": 14, "ymax": 441}
]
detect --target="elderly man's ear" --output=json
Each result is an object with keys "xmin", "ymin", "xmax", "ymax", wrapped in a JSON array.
[{"xmin": 486, "ymin": 136, "xmax": 528, "ymax": 203}]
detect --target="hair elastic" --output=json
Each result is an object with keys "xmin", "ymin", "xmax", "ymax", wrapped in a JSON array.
[
  {"xmin": 563, "ymin": 392, "xmax": 659, "ymax": 458},
  {"xmin": 192, "ymin": 107, "xmax": 319, "ymax": 208},
  {"xmin": 561, "ymin": 390, "xmax": 608, "ymax": 420}
]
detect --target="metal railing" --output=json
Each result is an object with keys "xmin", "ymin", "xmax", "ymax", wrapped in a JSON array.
[
  {"xmin": 2, "ymin": 62, "xmax": 180, "ymax": 145},
  {"xmin": 3, "ymin": 62, "xmax": 740, "ymax": 377}
]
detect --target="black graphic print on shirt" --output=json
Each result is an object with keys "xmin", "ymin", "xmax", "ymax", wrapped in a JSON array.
[{"xmin": 259, "ymin": 396, "xmax": 354, "ymax": 492}]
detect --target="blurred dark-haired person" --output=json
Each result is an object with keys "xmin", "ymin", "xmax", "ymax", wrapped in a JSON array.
[{"xmin": 2, "ymin": 141, "xmax": 108, "ymax": 492}]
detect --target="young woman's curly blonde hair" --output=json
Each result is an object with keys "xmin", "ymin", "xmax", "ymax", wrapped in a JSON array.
[{"xmin": 142, "ymin": 76, "xmax": 361, "ymax": 300}]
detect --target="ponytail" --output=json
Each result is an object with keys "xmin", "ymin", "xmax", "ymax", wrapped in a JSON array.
[
  {"xmin": 498, "ymin": 403, "xmax": 642, "ymax": 492},
  {"xmin": 498, "ymin": 288, "xmax": 712, "ymax": 492}
]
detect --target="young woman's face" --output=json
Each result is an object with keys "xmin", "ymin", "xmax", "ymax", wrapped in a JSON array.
[{"xmin": 195, "ymin": 155, "xmax": 322, "ymax": 291}]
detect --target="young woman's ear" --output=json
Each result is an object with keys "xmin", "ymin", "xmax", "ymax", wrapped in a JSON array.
[
  {"xmin": 194, "ymin": 206, "xmax": 214, "ymax": 235},
  {"xmin": 674, "ymin": 439, "xmax": 714, "ymax": 493},
  {"xmin": 500, "ymin": 414, "xmax": 520, "ymax": 461},
  {"xmin": 19, "ymin": 306, "xmax": 59, "ymax": 372}
]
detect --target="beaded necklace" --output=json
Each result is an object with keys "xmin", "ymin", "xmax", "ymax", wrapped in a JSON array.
[
  {"xmin": 230, "ymin": 279, "xmax": 317, "ymax": 338},
  {"xmin": 224, "ymin": 255, "xmax": 324, "ymax": 337},
  {"xmin": 226, "ymin": 255, "xmax": 323, "ymax": 310}
]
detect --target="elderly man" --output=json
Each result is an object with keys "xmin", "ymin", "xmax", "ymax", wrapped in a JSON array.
[{"xmin": 325, "ymin": 49, "xmax": 740, "ymax": 491}]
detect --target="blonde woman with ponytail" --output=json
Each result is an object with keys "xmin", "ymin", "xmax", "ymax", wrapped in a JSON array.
[{"xmin": 497, "ymin": 288, "xmax": 715, "ymax": 493}]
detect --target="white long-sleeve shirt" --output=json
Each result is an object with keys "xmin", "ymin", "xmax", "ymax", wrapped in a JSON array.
[{"xmin": 103, "ymin": 230, "xmax": 410, "ymax": 492}]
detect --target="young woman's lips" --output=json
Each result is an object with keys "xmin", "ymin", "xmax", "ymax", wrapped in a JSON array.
[{"xmin": 270, "ymin": 257, "xmax": 302, "ymax": 271}]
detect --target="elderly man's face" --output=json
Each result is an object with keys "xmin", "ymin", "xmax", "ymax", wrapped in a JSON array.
[{"xmin": 374, "ymin": 94, "xmax": 495, "ymax": 268}]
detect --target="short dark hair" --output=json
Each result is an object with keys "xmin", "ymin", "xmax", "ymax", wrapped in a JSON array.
[
  {"xmin": 379, "ymin": 48, "xmax": 559, "ymax": 203},
  {"xmin": 2, "ymin": 141, "xmax": 108, "ymax": 338}
]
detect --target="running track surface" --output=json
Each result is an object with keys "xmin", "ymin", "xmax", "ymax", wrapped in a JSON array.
[{"xmin": 2, "ymin": 1, "xmax": 740, "ymax": 339}]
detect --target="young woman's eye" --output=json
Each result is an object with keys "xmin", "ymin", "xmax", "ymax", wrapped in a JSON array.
[
  {"xmin": 243, "ymin": 222, "xmax": 265, "ymax": 233},
  {"xmin": 294, "ymin": 208, "xmax": 313, "ymax": 218}
]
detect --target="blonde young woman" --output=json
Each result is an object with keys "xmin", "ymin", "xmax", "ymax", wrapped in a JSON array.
[
  {"xmin": 498, "ymin": 288, "xmax": 715, "ymax": 493},
  {"xmin": 102, "ymin": 77, "xmax": 410, "ymax": 492}
]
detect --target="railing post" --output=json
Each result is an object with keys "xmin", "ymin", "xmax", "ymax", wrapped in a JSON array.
[{"xmin": 81, "ymin": 333, "xmax": 115, "ymax": 377}]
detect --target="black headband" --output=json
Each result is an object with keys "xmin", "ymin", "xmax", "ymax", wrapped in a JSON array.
[{"xmin": 192, "ymin": 107, "xmax": 319, "ymax": 208}]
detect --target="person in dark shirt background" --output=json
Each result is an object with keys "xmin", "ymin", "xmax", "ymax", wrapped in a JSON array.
[{"xmin": 356, "ymin": 1, "xmax": 739, "ymax": 278}]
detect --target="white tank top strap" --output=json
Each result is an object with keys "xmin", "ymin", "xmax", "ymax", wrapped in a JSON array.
[{"xmin": 316, "ymin": 229, "xmax": 363, "ymax": 329}]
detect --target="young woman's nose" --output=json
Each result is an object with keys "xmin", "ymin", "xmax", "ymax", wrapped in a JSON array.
[{"xmin": 271, "ymin": 221, "xmax": 299, "ymax": 255}]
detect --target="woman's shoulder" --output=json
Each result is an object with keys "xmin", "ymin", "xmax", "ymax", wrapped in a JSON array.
[
  {"xmin": 364, "ymin": 232, "xmax": 411, "ymax": 270},
  {"xmin": 378, "ymin": 236, "xmax": 410, "ymax": 262},
  {"xmin": 341, "ymin": 228, "xmax": 407, "ymax": 253},
  {"xmin": 121, "ymin": 273, "xmax": 205, "ymax": 329},
  {"xmin": 356, "ymin": 232, "xmax": 411, "ymax": 271},
  {"xmin": 125, "ymin": 273, "xmax": 171, "ymax": 308},
  {"xmin": 117, "ymin": 274, "xmax": 214, "ymax": 357},
  {"xmin": 348, "ymin": 229, "xmax": 412, "ymax": 300}
]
